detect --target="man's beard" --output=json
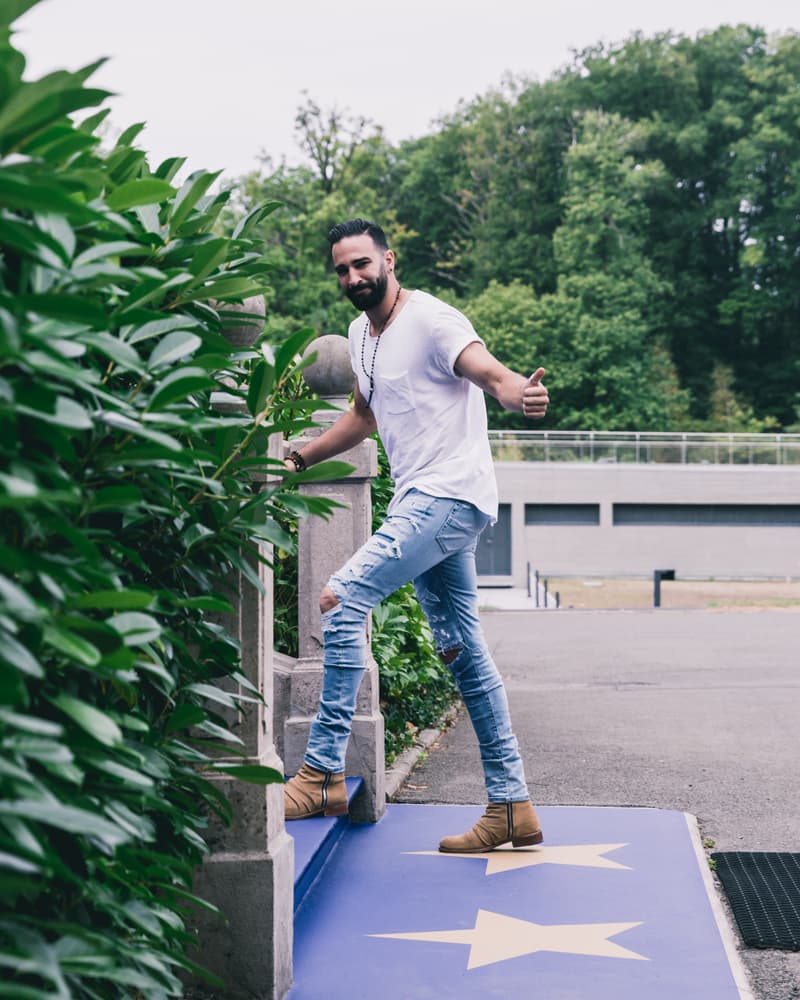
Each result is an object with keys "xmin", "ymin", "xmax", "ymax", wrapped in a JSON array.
[{"xmin": 345, "ymin": 268, "xmax": 388, "ymax": 311}]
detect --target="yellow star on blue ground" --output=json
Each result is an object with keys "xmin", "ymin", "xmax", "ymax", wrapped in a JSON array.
[
  {"xmin": 408, "ymin": 842, "xmax": 632, "ymax": 875},
  {"xmin": 371, "ymin": 909, "xmax": 649, "ymax": 969}
]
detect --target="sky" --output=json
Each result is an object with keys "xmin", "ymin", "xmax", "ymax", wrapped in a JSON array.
[{"xmin": 15, "ymin": 0, "xmax": 799, "ymax": 185}]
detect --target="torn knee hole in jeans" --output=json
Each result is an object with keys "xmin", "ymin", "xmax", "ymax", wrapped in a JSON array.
[
  {"xmin": 439, "ymin": 645, "xmax": 463, "ymax": 665},
  {"xmin": 320, "ymin": 590, "xmax": 340, "ymax": 616},
  {"xmin": 320, "ymin": 601, "xmax": 343, "ymax": 633}
]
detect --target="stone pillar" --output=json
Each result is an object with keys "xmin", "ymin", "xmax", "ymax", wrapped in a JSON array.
[
  {"xmin": 276, "ymin": 335, "xmax": 386, "ymax": 823},
  {"xmin": 190, "ymin": 303, "xmax": 294, "ymax": 1000}
]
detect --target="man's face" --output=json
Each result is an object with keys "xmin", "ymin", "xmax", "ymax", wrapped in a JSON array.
[{"xmin": 332, "ymin": 234, "xmax": 392, "ymax": 311}]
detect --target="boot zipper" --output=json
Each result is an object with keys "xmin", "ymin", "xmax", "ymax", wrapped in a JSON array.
[
  {"xmin": 507, "ymin": 802, "xmax": 514, "ymax": 841},
  {"xmin": 321, "ymin": 771, "xmax": 331, "ymax": 811}
]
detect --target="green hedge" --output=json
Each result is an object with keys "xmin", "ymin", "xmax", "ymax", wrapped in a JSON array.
[{"xmin": 0, "ymin": 4, "xmax": 348, "ymax": 996}]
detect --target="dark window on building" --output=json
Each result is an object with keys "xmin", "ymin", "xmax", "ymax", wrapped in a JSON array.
[
  {"xmin": 476, "ymin": 503, "xmax": 512, "ymax": 575},
  {"xmin": 525, "ymin": 504, "xmax": 600, "ymax": 525},
  {"xmin": 613, "ymin": 504, "xmax": 800, "ymax": 526}
]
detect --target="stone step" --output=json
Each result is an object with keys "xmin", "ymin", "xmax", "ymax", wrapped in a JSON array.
[{"xmin": 290, "ymin": 777, "xmax": 363, "ymax": 912}]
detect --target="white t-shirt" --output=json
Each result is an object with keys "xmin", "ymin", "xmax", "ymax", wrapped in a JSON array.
[{"xmin": 347, "ymin": 289, "xmax": 498, "ymax": 522}]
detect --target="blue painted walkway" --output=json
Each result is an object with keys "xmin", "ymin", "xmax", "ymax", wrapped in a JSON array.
[{"xmin": 290, "ymin": 804, "xmax": 749, "ymax": 999}]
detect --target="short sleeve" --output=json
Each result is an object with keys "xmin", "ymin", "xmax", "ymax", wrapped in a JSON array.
[{"xmin": 432, "ymin": 302, "xmax": 484, "ymax": 376}]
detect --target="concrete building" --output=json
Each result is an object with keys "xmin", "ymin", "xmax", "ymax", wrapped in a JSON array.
[{"xmin": 477, "ymin": 432, "xmax": 800, "ymax": 587}]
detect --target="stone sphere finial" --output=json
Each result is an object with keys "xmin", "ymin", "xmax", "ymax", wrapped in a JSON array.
[
  {"xmin": 216, "ymin": 295, "xmax": 266, "ymax": 348},
  {"xmin": 302, "ymin": 335, "xmax": 355, "ymax": 397}
]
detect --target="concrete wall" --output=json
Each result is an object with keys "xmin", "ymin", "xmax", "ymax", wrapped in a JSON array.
[{"xmin": 488, "ymin": 462, "xmax": 800, "ymax": 585}]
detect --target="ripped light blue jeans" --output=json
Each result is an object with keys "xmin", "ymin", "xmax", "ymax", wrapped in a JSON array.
[{"xmin": 304, "ymin": 488, "xmax": 529, "ymax": 803}]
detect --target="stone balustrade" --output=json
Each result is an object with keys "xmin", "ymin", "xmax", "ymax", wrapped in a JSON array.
[{"xmin": 191, "ymin": 327, "xmax": 383, "ymax": 998}]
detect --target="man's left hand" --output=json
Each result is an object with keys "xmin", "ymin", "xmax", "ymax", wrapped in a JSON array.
[{"xmin": 523, "ymin": 368, "xmax": 549, "ymax": 419}]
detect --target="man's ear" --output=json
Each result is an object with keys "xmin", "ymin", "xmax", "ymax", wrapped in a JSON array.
[{"xmin": 385, "ymin": 249, "xmax": 395, "ymax": 272}]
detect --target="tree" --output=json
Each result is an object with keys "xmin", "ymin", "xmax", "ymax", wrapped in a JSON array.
[
  {"xmin": 720, "ymin": 32, "xmax": 800, "ymax": 426},
  {"xmin": 537, "ymin": 111, "xmax": 688, "ymax": 429},
  {"xmin": 293, "ymin": 92, "xmax": 372, "ymax": 194}
]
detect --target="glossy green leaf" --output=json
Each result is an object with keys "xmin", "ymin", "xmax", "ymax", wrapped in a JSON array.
[
  {"xmin": 77, "ymin": 331, "xmax": 142, "ymax": 371},
  {"xmin": 1, "ymin": 1, "xmax": 40, "ymax": 27},
  {"xmin": 193, "ymin": 275, "xmax": 268, "ymax": 302},
  {"xmin": 184, "ymin": 237, "xmax": 230, "ymax": 284},
  {"xmin": 125, "ymin": 314, "xmax": 201, "ymax": 345},
  {"xmin": 154, "ymin": 155, "xmax": 187, "ymax": 182},
  {"xmin": 42, "ymin": 625, "xmax": 101, "ymax": 666},
  {"xmin": 0, "ymin": 709, "xmax": 62, "ymax": 737},
  {"xmin": 147, "ymin": 330, "xmax": 202, "ymax": 370},
  {"xmin": 103, "ymin": 801, "xmax": 156, "ymax": 840},
  {"xmin": 86, "ymin": 756, "xmax": 155, "ymax": 788},
  {"xmin": 115, "ymin": 121, "xmax": 146, "ymax": 146},
  {"xmin": 248, "ymin": 520, "xmax": 293, "ymax": 549},
  {"xmin": 182, "ymin": 523, "xmax": 213, "ymax": 550},
  {"xmin": 0, "ymin": 171, "xmax": 94, "ymax": 218},
  {"xmin": 0, "ymin": 77, "xmax": 110, "ymax": 154},
  {"xmin": 246, "ymin": 359, "xmax": 275, "ymax": 417},
  {"xmin": 0, "ymin": 851, "xmax": 40, "ymax": 875},
  {"xmin": 0, "ymin": 799, "xmax": 130, "ymax": 847},
  {"xmin": 73, "ymin": 240, "xmax": 145, "ymax": 266},
  {"xmin": 164, "ymin": 704, "xmax": 207, "ymax": 733},
  {"xmin": 18, "ymin": 292, "xmax": 107, "ymax": 328},
  {"xmin": 195, "ymin": 719, "xmax": 243, "ymax": 743},
  {"xmin": 0, "ymin": 574, "xmax": 39, "ymax": 618},
  {"xmin": 185, "ymin": 683, "xmax": 241, "ymax": 709},
  {"xmin": 35, "ymin": 212, "xmax": 75, "ymax": 259},
  {"xmin": 172, "ymin": 595, "xmax": 234, "ymax": 612},
  {"xmin": 0, "ymin": 216, "xmax": 71, "ymax": 265},
  {"xmin": 168, "ymin": 170, "xmax": 221, "ymax": 234},
  {"xmin": 274, "ymin": 326, "xmax": 317, "ymax": 380},
  {"xmin": 149, "ymin": 367, "xmax": 214, "ymax": 410},
  {"xmin": 231, "ymin": 199, "xmax": 282, "ymax": 239},
  {"xmin": 290, "ymin": 460, "xmax": 355, "ymax": 482},
  {"xmin": 209, "ymin": 764, "xmax": 284, "ymax": 784},
  {"xmin": 105, "ymin": 177, "xmax": 174, "ymax": 211},
  {"xmin": 77, "ymin": 106, "xmax": 111, "ymax": 133},
  {"xmin": 97, "ymin": 410, "xmax": 183, "ymax": 451},
  {"xmin": 107, "ymin": 611, "xmax": 162, "ymax": 646},
  {"xmin": 51, "ymin": 693, "xmax": 123, "ymax": 746},
  {"xmin": 0, "ymin": 633, "xmax": 43, "ymax": 677},
  {"xmin": 86, "ymin": 485, "xmax": 143, "ymax": 512},
  {"xmin": 4, "ymin": 735, "xmax": 73, "ymax": 764},
  {"xmin": 16, "ymin": 395, "xmax": 93, "ymax": 430},
  {"xmin": 72, "ymin": 589, "xmax": 153, "ymax": 610}
]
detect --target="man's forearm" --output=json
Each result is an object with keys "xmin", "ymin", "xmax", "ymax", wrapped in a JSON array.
[
  {"xmin": 288, "ymin": 404, "xmax": 376, "ymax": 468},
  {"xmin": 494, "ymin": 372, "xmax": 530, "ymax": 412}
]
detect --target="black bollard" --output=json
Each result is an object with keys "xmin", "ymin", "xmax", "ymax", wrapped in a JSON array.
[{"xmin": 653, "ymin": 569, "xmax": 675, "ymax": 608}]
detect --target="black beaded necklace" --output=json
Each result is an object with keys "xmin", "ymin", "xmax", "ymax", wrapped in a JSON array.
[{"xmin": 360, "ymin": 285, "xmax": 402, "ymax": 407}]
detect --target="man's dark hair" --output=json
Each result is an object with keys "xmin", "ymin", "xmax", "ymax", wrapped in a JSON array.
[{"xmin": 327, "ymin": 218, "xmax": 388, "ymax": 251}]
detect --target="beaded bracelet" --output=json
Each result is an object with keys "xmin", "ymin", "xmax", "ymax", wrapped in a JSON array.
[{"xmin": 288, "ymin": 450, "xmax": 306, "ymax": 472}]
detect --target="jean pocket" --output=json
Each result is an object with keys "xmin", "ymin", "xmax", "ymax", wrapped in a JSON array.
[
  {"xmin": 435, "ymin": 501, "xmax": 484, "ymax": 554},
  {"xmin": 381, "ymin": 371, "xmax": 415, "ymax": 414}
]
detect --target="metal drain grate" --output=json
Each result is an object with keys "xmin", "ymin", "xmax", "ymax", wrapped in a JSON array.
[{"xmin": 712, "ymin": 852, "xmax": 800, "ymax": 950}]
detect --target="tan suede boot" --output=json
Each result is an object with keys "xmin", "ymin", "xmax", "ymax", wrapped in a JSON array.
[
  {"xmin": 284, "ymin": 764, "xmax": 347, "ymax": 820},
  {"xmin": 438, "ymin": 801, "xmax": 543, "ymax": 853}
]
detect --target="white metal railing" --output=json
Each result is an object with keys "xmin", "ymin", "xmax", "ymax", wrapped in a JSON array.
[{"xmin": 488, "ymin": 430, "xmax": 800, "ymax": 465}]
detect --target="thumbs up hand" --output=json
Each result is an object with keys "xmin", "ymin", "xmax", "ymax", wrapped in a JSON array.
[{"xmin": 522, "ymin": 367, "xmax": 548, "ymax": 419}]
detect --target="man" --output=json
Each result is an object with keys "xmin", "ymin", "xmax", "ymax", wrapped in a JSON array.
[{"xmin": 283, "ymin": 219, "xmax": 549, "ymax": 853}]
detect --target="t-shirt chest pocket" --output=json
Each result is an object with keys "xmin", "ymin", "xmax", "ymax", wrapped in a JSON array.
[{"xmin": 379, "ymin": 370, "xmax": 416, "ymax": 414}]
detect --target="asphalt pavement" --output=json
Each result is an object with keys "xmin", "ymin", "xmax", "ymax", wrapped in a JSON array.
[{"xmin": 394, "ymin": 608, "xmax": 800, "ymax": 1000}]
